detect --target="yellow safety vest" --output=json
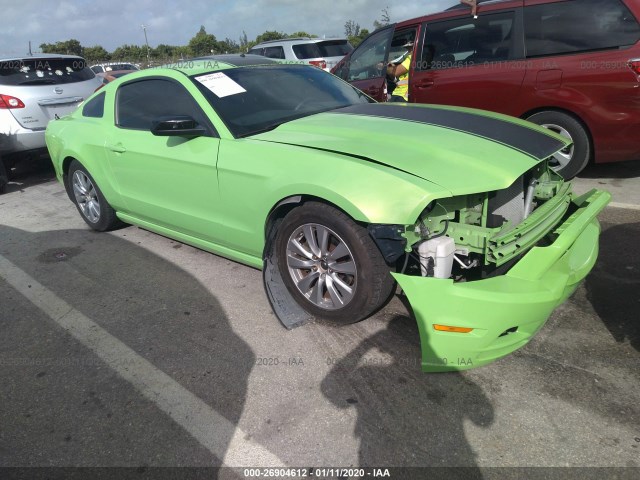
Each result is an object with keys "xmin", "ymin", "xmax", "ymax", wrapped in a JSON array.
[{"xmin": 394, "ymin": 54, "xmax": 412, "ymax": 101}]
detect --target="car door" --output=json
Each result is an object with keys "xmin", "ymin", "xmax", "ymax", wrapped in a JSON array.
[
  {"xmin": 334, "ymin": 26, "xmax": 395, "ymax": 101},
  {"xmin": 411, "ymin": 6, "xmax": 527, "ymax": 116},
  {"xmin": 104, "ymin": 77, "xmax": 224, "ymax": 242}
]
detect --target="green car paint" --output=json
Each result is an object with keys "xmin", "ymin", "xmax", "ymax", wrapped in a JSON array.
[{"xmin": 45, "ymin": 60, "xmax": 610, "ymax": 371}]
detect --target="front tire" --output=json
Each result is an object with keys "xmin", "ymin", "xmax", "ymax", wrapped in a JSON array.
[
  {"xmin": 68, "ymin": 160, "xmax": 120, "ymax": 231},
  {"xmin": 526, "ymin": 111, "xmax": 590, "ymax": 179},
  {"xmin": 275, "ymin": 202, "xmax": 395, "ymax": 324}
]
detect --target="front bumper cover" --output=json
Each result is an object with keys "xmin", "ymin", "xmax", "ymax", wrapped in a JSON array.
[{"xmin": 393, "ymin": 188, "xmax": 611, "ymax": 372}]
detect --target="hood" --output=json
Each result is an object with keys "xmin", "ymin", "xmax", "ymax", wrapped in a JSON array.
[{"xmin": 251, "ymin": 103, "xmax": 569, "ymax": 195}]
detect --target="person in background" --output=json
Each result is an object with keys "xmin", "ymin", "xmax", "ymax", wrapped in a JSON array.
[{"xmin": 387, "ymin": 41, "xmax": 413, "ymax": 102}]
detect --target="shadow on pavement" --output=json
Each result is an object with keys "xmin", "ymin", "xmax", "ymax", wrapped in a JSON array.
[
  {"xmin": 578, "ymin": 159, "xmax": 640, "ymax": 180},
  {"xmin": 1, "ymin": 155, "xmax": 57, "ymax": 194},
  {"xmin": 0, "ymin": 224, "xmax": 255, "ymax": 469},
  {"xmin": 321, "ymin": 315, "xmax": 493, "ymax": 472},
  {"xmin": 586, "ymin": 221, "xmax": 640, "ymax": 352}
]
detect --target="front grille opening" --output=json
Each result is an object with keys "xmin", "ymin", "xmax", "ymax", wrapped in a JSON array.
[{"xmin": 499, "ymin": 326, "xmax": 518, "ymax": 337}]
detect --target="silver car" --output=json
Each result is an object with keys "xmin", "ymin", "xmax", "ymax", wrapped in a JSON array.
[
  {"xmin": 0, "ymin": 54, "xmax": 102, "ymax": 191},
  {"xmin": 248, "ymin": 38, "xmax": 353, "ymax": 71}
]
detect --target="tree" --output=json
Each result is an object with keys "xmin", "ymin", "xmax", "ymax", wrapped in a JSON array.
[
  {"xmin": 344, "ymin": 20, "xmax": 360, "ymax": 38},
  {"xmin": 39, "ymin": 39, "xmax": 83, "ymax": 56},
  {"xmin": 239, "ymin": 31, "xmax": 249, "ymax": 51},
  {"xmin": 373, "ymin": 7, "xmax": 391, "ymax": 30},
  {"xmin": 218, "ymin": 37, "xmax": 240, "ymax": 54},
  {"xmin": 111, "ymin": 44, "xmax": 145, "ymax": 61},
  {"xmin": 255, "ymin": 31, "xmax": 288, "ymax": 44},
  {"xmin": 289, "ymin": 31, "xmax": 316, "ymax": 39},
  {"xmin": 83, "ymin": 45, "xmax": 110, "ymax": 63},
  {"xmin": 349, "ymin": 28, "xmax": 370, "ymax": 47},
  {"xmin": 188, "ymin": 25, "xmax": 218, "ymax": 56}
]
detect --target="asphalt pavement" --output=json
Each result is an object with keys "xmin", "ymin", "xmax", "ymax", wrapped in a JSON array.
[{"xmin": 0, "ymin": 159, "xmax": 638, "ymax": 476}]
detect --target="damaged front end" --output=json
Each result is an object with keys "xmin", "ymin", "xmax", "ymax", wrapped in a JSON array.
[{"xmin": 389, "ymin": 162, "xmax": 610, "ymax": 371}]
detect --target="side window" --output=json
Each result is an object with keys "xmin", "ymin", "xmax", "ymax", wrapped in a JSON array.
[
  {"xmin": 263, "ymin": 46, "xmax": 285, "ymax": 59},
  {"xmin": 248, "ymin": 48, "xmax": 263, "ymax": 56},
  {"xmin": 420, "ymin": 11, "xmax": 517, "ymax": 70},
  {"xmin": 116, "ymin": 79, "xmax": 211, "ymax": 133},
  {"xmin": 525, "ymin": 0, "xmax": 640, "ymax": 57},
  {"xmin": 82, "ymin": 92, "xmax": 105, "ymax": 118},
  {"xmin": 343, "ymin": 27, "xmax": 395, "ymax": 81}
]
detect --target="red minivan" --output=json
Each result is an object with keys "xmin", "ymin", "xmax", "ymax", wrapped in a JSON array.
[{"xmin": 332, "ymin": 0, "xmax": 640, "ymax": 178}]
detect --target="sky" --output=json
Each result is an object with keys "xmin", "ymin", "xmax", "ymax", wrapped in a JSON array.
[{"xmin": 0, "ymin": 0, "xmax": 454, "ymax": 56}]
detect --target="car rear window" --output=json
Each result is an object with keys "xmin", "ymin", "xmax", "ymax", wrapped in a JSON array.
[
  {"xmin": 0, "ymin": 58, "xmax": 95, "ymax": 86},
  {"xmin": 82, "ymin": 92, "xmax": 105, "ymax": 118},
  {"xmin": 316, "ymin": 40, "xmax": 353, "ymax": 57},
  {"xmin": 293, "ymin": 43, "xmax": 322, "ymax": 59},
  {"xmin": 524, "ymin": 0, "xmax": 640, "ymax": 57}
]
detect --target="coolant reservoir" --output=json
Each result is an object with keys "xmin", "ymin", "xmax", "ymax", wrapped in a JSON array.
[{"xmin": 418, "ymin": 237, "xmax": 455, "ymax": 278}]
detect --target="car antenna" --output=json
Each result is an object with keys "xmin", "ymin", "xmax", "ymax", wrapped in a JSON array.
[{"xmin": 460, "ymin": 0, "xmax": 478, "ymax": 18}]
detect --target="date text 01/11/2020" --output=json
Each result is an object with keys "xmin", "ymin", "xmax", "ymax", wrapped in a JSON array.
[{"xmin": 242, "ymin": 467, "xmax": 391, "ymax": 477}]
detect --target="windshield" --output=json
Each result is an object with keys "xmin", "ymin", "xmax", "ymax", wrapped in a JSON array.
[
  {"xmin": 0, "ymin": 58, "xmax": 95, "ymax": 86},
  {"xmin": 192, "ymin": 65, "xmax": 373, "ymax": 137}
]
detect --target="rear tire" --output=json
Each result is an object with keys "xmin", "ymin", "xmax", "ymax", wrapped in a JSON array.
[
  {"xmin": 68, "ymin": 160, "xmax": 120, "ymax": 231},
  {"xmin": 526, "ymin": 111, "xmax": 590, "ymax": 179},
  {"xmin": 275, "ymin": 202, "xmax": 395, "ymax": 324}
]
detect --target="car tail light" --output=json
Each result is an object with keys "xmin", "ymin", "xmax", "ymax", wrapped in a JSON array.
[
  {"xmin": 0, "ymin": 94, "xmax": 25, "ymax": 109},
  {"xmin": 309, "ymin": 60, "xmax": 327, "ymax": 69},
  {"xmin": 629, "ymin": 59, "xmax": 640, "ymax": 76}
]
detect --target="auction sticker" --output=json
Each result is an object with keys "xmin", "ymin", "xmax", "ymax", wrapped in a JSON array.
[{"xmin": 195, "ymin": 72, "xmax": 246, "ymax": 98}]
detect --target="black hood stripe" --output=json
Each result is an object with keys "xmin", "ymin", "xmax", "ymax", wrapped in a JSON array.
[{"xmin": 332, "ymin": 104, "xmax": 567, "ymax": 161}]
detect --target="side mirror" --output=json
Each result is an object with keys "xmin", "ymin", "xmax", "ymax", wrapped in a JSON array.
[{"xmin": 151, "ymin": 116, "xmax": 207, "ymax": 137}]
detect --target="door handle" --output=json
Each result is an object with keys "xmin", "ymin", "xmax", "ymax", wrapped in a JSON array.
[
  {"xmin": 108, "ymin": 143, "xmax": 126, "ymax": 153},
  {"xmin": 415, "ymin": 80, "xmax": 435, "ymax": 89}
]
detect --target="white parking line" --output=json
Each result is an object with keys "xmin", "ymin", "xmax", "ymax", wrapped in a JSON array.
[
  {"xmin": 0, "ymin": 254, "xmax": 286, "ymax": 468},
  {"xmin": 609, "ymin": 201, "xmax": 640, "ymax": 211}
]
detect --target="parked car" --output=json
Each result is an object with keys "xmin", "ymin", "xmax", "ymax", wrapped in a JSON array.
[
  {"xmin": 45, "ymin": 57, "xmax": 609, "ymax": 371},
  {"xmin": 248, "ymin": 37, "xmax": 353, "ymax": 71},
  {"xmin": 0, "ymin": 54, "xmax": 103, "ymax": 189},
  {"xmin": 96, "ymin": 70, "xmax": 135, "ymax": 84},
  {"xmin": 332, "ymin": 0, "xmax": 640, "ymax": 178},
  {"xmin": 90, "ymin": 62, "xmax": 139, "ymax": 74}
]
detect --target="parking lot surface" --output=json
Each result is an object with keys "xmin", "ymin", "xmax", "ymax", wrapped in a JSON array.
[{"xmin": 0, "ymin": 160, "xmax": 639, "ymax": 474}]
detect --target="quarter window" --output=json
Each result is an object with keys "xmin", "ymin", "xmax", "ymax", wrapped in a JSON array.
[
  {"xmin": 524, "ymin": 0, "xmax": 640, "ymax": 57},
  {"xmin": 420, "ymin": 12, "xmax": 517, "ymax": 70},
  {"xmin": 116, "ymin": 78, "xmax": 210, "ymax": 133},
  {"xmin": 82, "ymin": 92, "xmax": 105, "ymax": 118}
]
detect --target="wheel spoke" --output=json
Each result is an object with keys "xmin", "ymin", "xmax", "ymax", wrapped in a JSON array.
[
  {"xmin": 325, "ymin": 275, "xmax": 344, "ymax": 307},
  {"xmin": 318, "ymin": 226, "xmax": 330, "ymax": 257},
  {"xmin": 330, "ymin": 260, "xmax": 356, "ymax": 275},
  {"xmin": 330, "ymin": 273, "xmax": 353, "ymax": 296},
  {"xmin": 311, "ymin": 275, "xmax": 326, "ymax": 305},
  {"xmin": 289, "ymin": 238, "xmax": 313, "ymax": 259},
  {"xmin": 328, "ymin": 241, "xmax": 349, "ymax": 261},
  {"xmin": 303, "ymin": 225, "xmax": 321, "ymax": 257},
  {"xmin": 297, "ymin": 271, "xmax": 319, "ymax": 293},
  {"xmin": 287, "ymin": 254, "xmax": 315, "ymax": 270}
]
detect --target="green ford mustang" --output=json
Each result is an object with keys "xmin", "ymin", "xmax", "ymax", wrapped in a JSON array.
[{"xmin": 45, "ymin": 55, "xmax": 610, "ymax": 372}]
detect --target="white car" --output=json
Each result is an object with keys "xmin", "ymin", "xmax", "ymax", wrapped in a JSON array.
[
  {"xmin": 248, "ymin": 37, "xmax": 353, "ymax": 71},
  {"xmin": 0, "ymin": 54, "xmax": 102, "ymax": 192}
]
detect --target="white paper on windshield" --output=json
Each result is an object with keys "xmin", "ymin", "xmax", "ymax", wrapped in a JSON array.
[{"xmin": 195, "ymin": 72, "xmax": 246, "ymax": 98}]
